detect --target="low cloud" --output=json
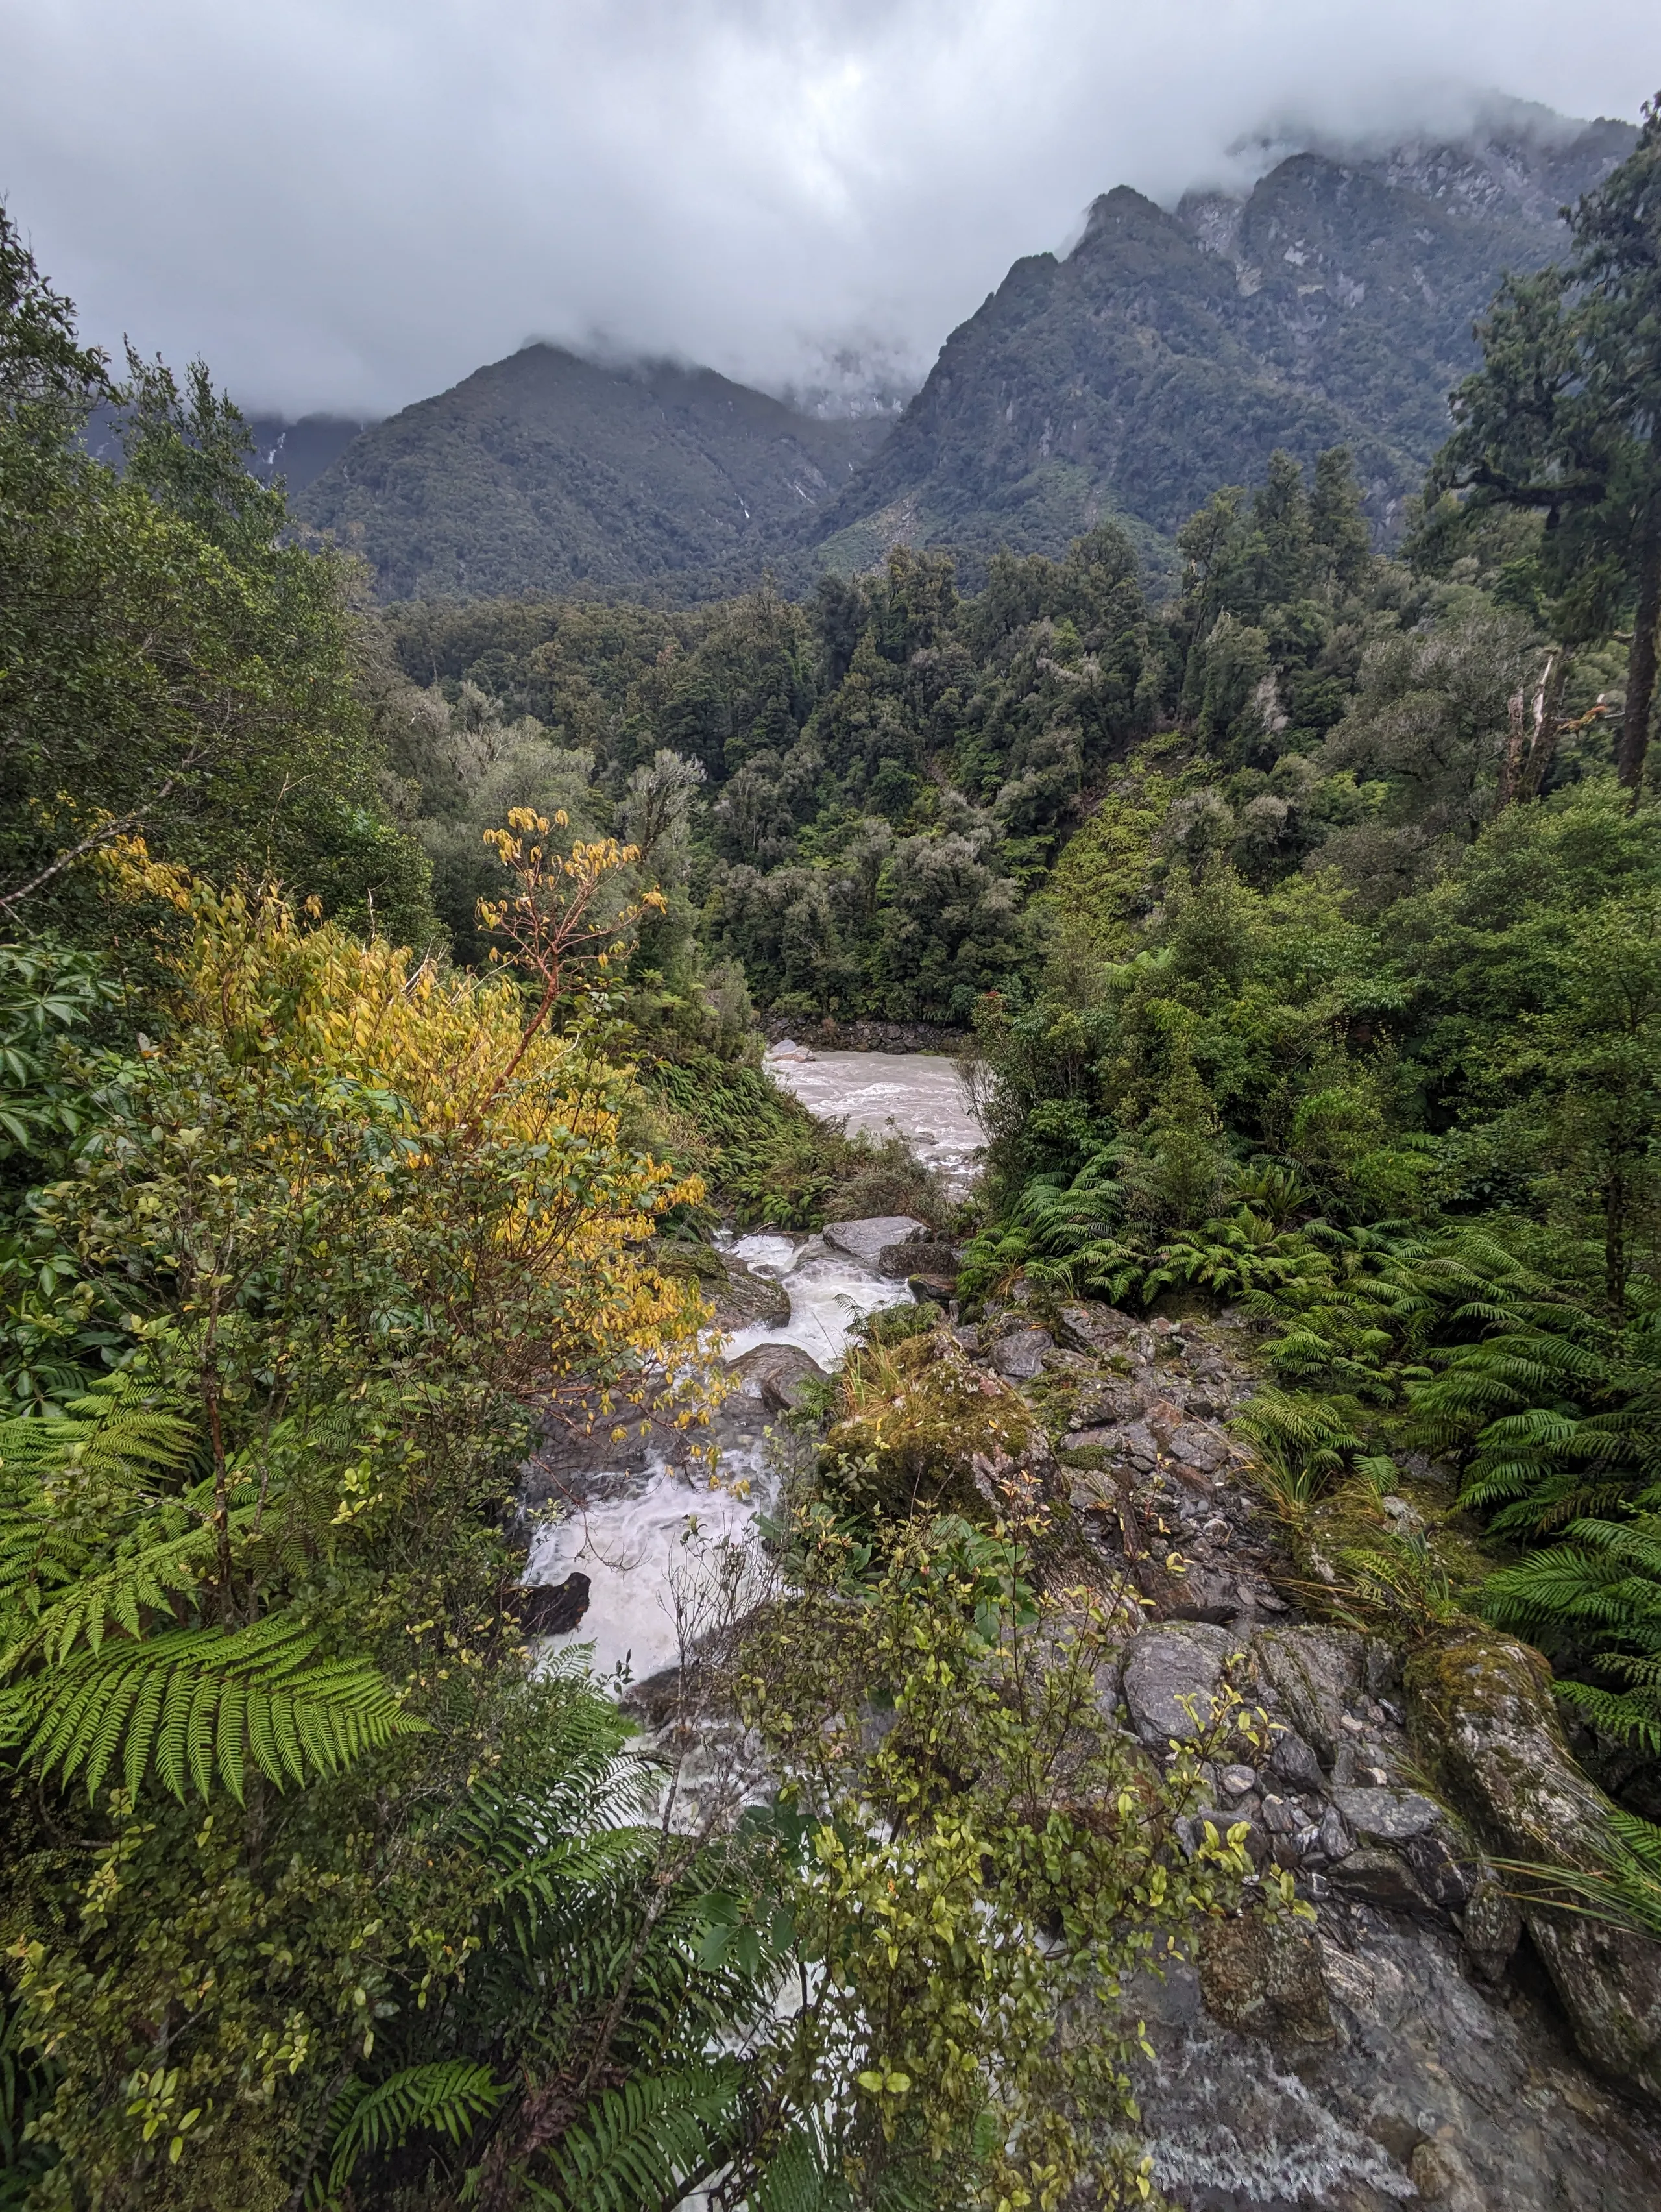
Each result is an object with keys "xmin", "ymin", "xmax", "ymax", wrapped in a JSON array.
[{"xmin": 4, "ymin": 0, "xmax": 1658, "ymax": 417}]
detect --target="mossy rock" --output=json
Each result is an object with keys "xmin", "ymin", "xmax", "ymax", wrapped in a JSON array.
[
  {"xmin": 1406, "ymin": 1628, "xmax": 1661, "ymax": 2109},
  {"xmin": 822, "ymin": 1330, "xmax": 1051, "ymax": 1523}
]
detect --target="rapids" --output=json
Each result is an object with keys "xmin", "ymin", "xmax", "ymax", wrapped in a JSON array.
[{"xmin": 523, "ymin": 1048, "xmax": 981, "ymax": 1685}]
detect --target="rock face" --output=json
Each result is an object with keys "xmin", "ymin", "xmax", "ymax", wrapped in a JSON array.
[
  {"xmin": 937, "ymin": 1281, "xmax": 1661, "ymax": 2197},
  {"xmin": 1408, "ymin": 1631, "xmax": 1661, "ymax": 2108}
]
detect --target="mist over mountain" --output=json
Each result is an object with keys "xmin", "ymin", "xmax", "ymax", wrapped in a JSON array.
[
  {"xmin": 809, "ymin": 107, "xmax": 1635, "ymax": 577},
  {"xmin": 293, "ymin": 105, "xmax": 1633, "ymax": 603},
  {"xmin": 295, "ymin": 346, "xmax": 887, "ymax": 600}
]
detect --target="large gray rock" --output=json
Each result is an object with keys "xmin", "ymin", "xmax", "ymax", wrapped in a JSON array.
[
  {"xmin": 1121, "ymin": 1622, "xmax": 1238, "ymax": 1749},
  {"xmin": 711, "ymin": 1257, "xmax": 791, "ymax": 1331},
  {"xmin": 986, "ymin": 1326, "xmax": 1054, "ymax": 1380},
  {"xmin": 823, "ymin": 1215, "xmax": 927, "ymax": 1267},
  {"xmin": 1135, "ymin": 1909, "xmax": 1661, "ymax": 2212},
  {"xmin": 1251, "ymin": 1627, "xmax": 1368, "ymax": 1764},
  {"xmin": 1409, "ymin": 1630, "xmax": 1661, "ymax": 2109},
  {"xmin": 1329, "ymin": 1786, "xmax": 1446, "ymax": 1845},
  {"xmin": 877, "ymin": 1234, "xmax": 960, "ymax": 1282},
  {"xmin": 725, "ymin": 1342, "xmax": 825, "ymax": 1413}
]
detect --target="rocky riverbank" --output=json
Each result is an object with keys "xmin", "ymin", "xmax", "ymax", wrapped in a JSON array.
[{"xmin": 827, "ymin": 1269, "xmax": 1661, "ymax": 2206}]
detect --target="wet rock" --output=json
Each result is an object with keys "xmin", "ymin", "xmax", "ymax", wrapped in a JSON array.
[
  {"xmin": 1266, "ymin": 1726, "xmax": 1324, "ymax": 1790},
  {"xmin": 877, "ymin": 1233, "xmax": 960, "ymax": 1283},
  {"xmin": 907, "ymin": 1273, "xmax": 956, "ymax": 1305},
  {"xmin": 1329, "ymin": 1785, "xmax": 1446, "ymax": 1845},
  {"xmin": 1252, "ymin": 1626, "xmax": 1367, "ymax": 1764},
  {"xmin": 1135, "ymin": 1914, "xmax": 1661, "ymax": 2212},
  {"xmin": 1121, "ymin": 1621, "xmax": 1237, "ymax": 1749},
  {"xmin": 617, "ymin": 1662, "xmax": 684, "ymax": 1729},
  {"xmin": 823, "ymin": 1215, "xmax": 927, "ymax": 1266},
  {"xmin": 1461, "ymin": 1871, "xmax": 1524, "ymax": 1982},
  {"xmin": 725, "ymin": 1342, "xmax": 825, "ymax": 1413},
  {"xmin": 1134, "ymin": 1554, "xmax": 1240, "ymax": 1625},
  {"xmin": 1407, "ymin": 2139, "xmax": 1486, "ymax": 2211},
  {"xmin": 711, "ymin": 1257, "xmax": 792, "ymax": 1331},
  {"xmin": 1409, "ymin": 1629, "xmax": 1661, "ymax": 2106},
  {"xmin": 1403, "ymin": 1830, "xmax": 1475, "ymax": 1911},
  {"xmin": 986, "ymin": 1326, "xmax": 1054, "ymax": 1380},
  {"xmin": 1316, "ymin": 1803, "xmax": 1353, "ymax": 1862},
  {"xmin": 516, "ymin": 1572, "xmax": 592, "ymax": 1636},
  {"xmin": 1329, "ymin": 1847, "xmax": 1433, "ymax": 1914},
  {"xmin": 1199, "ymin": 1912, "xmax": 1335, "ymax": 2043}
]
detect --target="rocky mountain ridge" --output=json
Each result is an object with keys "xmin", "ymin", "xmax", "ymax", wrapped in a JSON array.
[
  {"xmin": 808, "ymin": 110, "xmax": 1635, "ymax": 578},
  {"xmin": 295, "ymin": 344, "xmax": 887, "ymax": 600}
]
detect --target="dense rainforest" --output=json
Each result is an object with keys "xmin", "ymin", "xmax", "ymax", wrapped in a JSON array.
[{"xmin": 3, "ymin": 91, "xmax": 1661, "ymax": 2212}]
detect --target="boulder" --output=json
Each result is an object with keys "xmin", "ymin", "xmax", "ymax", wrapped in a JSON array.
[
  {"xmin": 986, "ymin": 1326, "xmax": 1054, "ymax": 1380},
  {"xmin": 1250, "ymin": 1627, "xmax": 1367, "ymax": 1764},
  {"xmin": 516, "ymin": 1572, "xmax": 592, "ymax": 1637},
  {"xmin": 823, "ymin": 1215, "xmax": 927, "ymax": 1267},
  {"xmin": 1055, "ymin": 1302, "xmax": 1139, "ymax": 1355},
  {"xmin": 1199, "ymin": 1912, "xmax": 1335, "ymax": 2043},
  {"xmin": 712, "ymin": 1258, "xmax": 792, "ymax": 1331},
  {"xmin": 1329, "ymin": 1847, "xmax": 1433, "ymax": 1914},
  {"xmin": 1168, "ymin": 1420, "xmax": 1231, "ymax": 1475},
  {"xmin": 878, "ymin": 1234, "xmax": 960, "ymax": 1283},
  {"xmin": 1408, "ymin": 1629, "xmax": 1661, "ymax": 2107},
  {"xmin": 1329, "ymin": 1785, "xmax": 1446, "ymax": 1845},
  {"xmin": 725, "ymin": 1342, "xmax": 825, "ymax": 1413},
  {"xmin": 1121, "ymin": 1621, "xmax": 1238, "ymax": 1750}
]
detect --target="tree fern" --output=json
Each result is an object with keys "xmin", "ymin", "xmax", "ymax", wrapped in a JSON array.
[
  {"xmin": 0, "ymin": 1612, "xmax": 424, "ymax": 1801},
  {"xmin": 1479, "ymin": 1513, "xmax": 1661, "ymax": 1748}
]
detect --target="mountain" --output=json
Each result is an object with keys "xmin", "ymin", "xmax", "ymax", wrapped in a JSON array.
[
  {"xmin": 83, "ymin": 405, "xmax": 371, "ymax": 494},
  {"xmin": 809, "ymin": 108, "xmax": 1636, "ymax": 577},
  {"xmin": 295, "ymin": 345, "xmax": 890, "ymax": 600}
]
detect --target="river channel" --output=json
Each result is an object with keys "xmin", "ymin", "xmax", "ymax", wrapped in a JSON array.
[{"xmin": 523, "ymin": 1047, "xmax": 982, "ymax": 1684}]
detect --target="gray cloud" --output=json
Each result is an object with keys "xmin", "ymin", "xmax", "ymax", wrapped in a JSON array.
[{"xmin": 3, "ymin": 0, "xmax": 1658, "ymax": 417}]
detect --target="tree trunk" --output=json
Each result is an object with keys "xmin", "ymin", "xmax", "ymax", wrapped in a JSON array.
[
  {"xmin": 1517, "ymin": 646, "xmax": 1569, "ymax": 801},
  {"xmin": 1618, "ymin": 524, "xmax": 1661, "ymax": 799}
]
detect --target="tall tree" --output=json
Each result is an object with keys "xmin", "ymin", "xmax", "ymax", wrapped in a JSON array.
[{"xmin": 1428, "ymin": 95, "xmax": 1661, "ymax": 797}]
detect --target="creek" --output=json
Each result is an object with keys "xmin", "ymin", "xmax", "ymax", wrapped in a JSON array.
[{"xmin": 523, "ymin": 1046, "xmax": 982, "ymax": 1685}]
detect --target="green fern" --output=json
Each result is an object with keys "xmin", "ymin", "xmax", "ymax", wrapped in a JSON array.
[
  {"xmin": 1479, "ymin": 1513, "xmax": 1661, "ymax": 1749},
  {"xmin": 0, "ymin": 1612, "xmax": 424, "ymax": 1801},
  {"xmin": 535, "ymin": 2062, "xmax": 748, "ymax": 2212},
  {"xmin": 320, "ymin": 2060, "xmax": 504, "ymax": 2200}
]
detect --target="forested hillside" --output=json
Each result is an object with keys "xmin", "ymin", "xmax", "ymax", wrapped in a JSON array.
[{"xmin": 297, "ymin": 345, "xmax": 888, "ymax": 600}]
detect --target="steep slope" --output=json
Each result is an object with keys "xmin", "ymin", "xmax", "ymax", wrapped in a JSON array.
[
  {"xmin": 296, "ymin": 345, "xmax": 888, "ymax": 600},
  {"xmin": 812, "ymin": 110, "xmax": 1635, "ymax": 572}
]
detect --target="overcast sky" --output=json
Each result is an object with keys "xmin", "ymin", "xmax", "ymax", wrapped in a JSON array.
[{"xmin": 3, "ymin": 0, "xmax": 1658, "ymax": 420}]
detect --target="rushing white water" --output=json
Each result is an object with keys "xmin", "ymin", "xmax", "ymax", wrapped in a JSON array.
[
  {"xmin": 524, "ymin": 1049, "xmax": 984, "ymax": 1685},
  {"xmin": 764, "ymin": 1047, "xmax": 984, "ymax": 1195},
  {"xmin": 524, "ymin": 1228, "xmax": 912, "ymax": 1683}
]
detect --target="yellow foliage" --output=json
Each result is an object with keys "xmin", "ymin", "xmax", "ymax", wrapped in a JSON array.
[{"xmin": 101, "ymin": 838, "xmax": 719, "ymax": 1429}]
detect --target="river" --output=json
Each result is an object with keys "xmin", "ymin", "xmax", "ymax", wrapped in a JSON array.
[{"xmin": 523, "ymin": 1046, "xmax": 982, "ymax": 1684}]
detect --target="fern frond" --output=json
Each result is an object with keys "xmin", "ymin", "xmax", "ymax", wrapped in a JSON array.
[
  {"xmin": 0, "ymin": 1614, "xmax": 424, "ymax": 1801},
  {"xmin": 322, "ymin": 2060, "xmax": 504, "ymax": 2199},
  {"xmin": 537, "ymin": 2062, "xmax": 747, "ymax": 2212}
]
